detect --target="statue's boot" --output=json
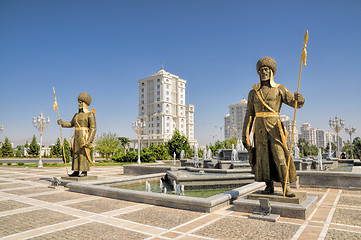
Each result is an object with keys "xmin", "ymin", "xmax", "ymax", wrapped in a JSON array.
[
  {"xmin": 79, "ymin": 171, "xmax": 87, "ymax": 177},
  {"xmin": 261, "ymin": 181, "xmax": 274, "ymax": 194},
  {"xmin": 282, "ymin": 182, "xmax": 296, "ymax": 197},
  {"xmin": 69, "ymin": 171, "xmax": 79, "ymax": 177}
]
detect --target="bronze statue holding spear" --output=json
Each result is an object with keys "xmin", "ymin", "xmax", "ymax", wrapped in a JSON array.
[
  {"xmin": 242, "ymin": 31, "xmax": 308, "ymax": 197},
  {"xmin": 55, "ymin": 91, "xmax": 97, "ymax": 177}
]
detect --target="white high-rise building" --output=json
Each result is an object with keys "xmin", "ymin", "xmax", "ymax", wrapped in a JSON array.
[
  {"xmin": 316, "ymin": 129, "xmax": 328, "ymax": 148},
  {"xmin": 299, "ymin": 122, "xmax": 317, "ymax": 145},
  {"xmin": 136, "ymin": 68, "xmax": 197, "ymax": 147},
  {"xmin": 224, "ymin": 99, "xmax": 247, "ymax": 139}
]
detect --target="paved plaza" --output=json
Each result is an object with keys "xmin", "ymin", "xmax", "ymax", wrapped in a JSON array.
[{"xmin": 0, "ymin": 166, "xmax": 360, "ymax": 240}]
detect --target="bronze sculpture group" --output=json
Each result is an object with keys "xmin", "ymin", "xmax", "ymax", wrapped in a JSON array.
[{"xmin": 55, "ymin": 55, "xmax": 306, "ymax": 199}]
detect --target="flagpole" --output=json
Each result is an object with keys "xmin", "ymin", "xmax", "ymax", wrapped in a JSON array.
[
  {"xmin": 283, "ymin": 30, "xmax": 308, "ymax": 197},
  {"xmin": 53, "ymin": 87, "xmax": 69, "ymax": 177}
]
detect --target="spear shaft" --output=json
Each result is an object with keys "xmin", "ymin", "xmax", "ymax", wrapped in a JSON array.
[
  {"xmin": 53, "ymin": 87, "xmax": 69, "ymax": 177},
  {"xmin": 283, "ymin": 30, "xmax": 308, "ymax": 197}
]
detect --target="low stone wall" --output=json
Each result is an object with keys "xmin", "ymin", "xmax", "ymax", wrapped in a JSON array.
[
  {"xmin": 65, "ymin": 177, "xmax": 264, "ymax": 213},
  {"xmin": 123, "ymin": 164, "xmax": 186, "ymax": 175},
  {"xmin": 297, "ymin": 171, "xmax": 361, "ymax": 190}
]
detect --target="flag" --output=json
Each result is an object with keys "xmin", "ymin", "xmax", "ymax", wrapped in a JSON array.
[{"xmin": 53, "ymin": 101, "xmax": 58, "ymax": 111}]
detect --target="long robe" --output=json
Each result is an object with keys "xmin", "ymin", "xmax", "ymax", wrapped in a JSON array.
[
  {"xmin": 62, "ymin": 111, "xmax": 96, "ymax": 171},
  {"xmin": 242, "ymin": 83, "xmax": 304, "ymax": 183}
]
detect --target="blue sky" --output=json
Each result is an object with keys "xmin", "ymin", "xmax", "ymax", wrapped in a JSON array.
[{"xmin": 0, "ymin": 0, "xmax": 360, "ymax": 146}]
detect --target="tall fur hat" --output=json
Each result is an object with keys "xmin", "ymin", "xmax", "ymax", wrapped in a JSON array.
[
  {"xmin": 78, "ymin": 92, "xmax": 92, "ymax": 106},
  {"xmin": 256, "ymin": 56, "xmax": 277, "ymax": 75}
]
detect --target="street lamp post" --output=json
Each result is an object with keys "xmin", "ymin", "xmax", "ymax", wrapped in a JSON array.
[
  {"xmin": 345, "ymin": 126, "xmax": 356, "ymax": 159},
  {"xmin": 329, "ymin": 116, "xmax": 344, "ymax": 157},
  {"xmin": 132, "ymin": 119, "xmax": 145, "ymax": 164},
  {"xmin": 33, "ymin": 112, "xmax": 50, "ymax": 167}
]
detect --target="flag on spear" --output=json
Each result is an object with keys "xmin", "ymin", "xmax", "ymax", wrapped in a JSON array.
[{"xmin": 53, "ymin": 100, "xmax": 58, "ymax": 111}]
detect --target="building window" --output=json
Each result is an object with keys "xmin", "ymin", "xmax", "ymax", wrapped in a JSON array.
[
  {"xmin": 141, "ymin": 94, "xmax": 144, "ymax": 98},
  {"xmin": 157, "ymin": 130, "xmax": 160, "ymax": 134},
  {"xmin": 166, "ymin": 91, "xmax": 169, "ymax": 95},
  {"xmin": 141, "ymin": 88, "xmax": 144, "ymax": 92},
  {"xmin": 141, "ymin": 107, "xmax": 144, "ymax": 110},
  {"xmin": 157, "ymin": 123, "xmax": 160, "ymax": 127},
  {"xmin": 157, "ymin": 91, "xmax": 160, "ymax": 95},
  {"xmin": 167, "ymin": 85, "xmax": 169, "ymax": 89},
  {"xmin": 157, "ymin": 97, "xmax": 160, "ymax": 101},
  {"xmin": 142, "ymin": 83, "xmax": 145, "ymax": 86},
  {"xmin": 166, "ymin": 98, "xmax": 169, "ymax": 101},
  {"xmin": 157, "ymin": 79, "xmax": 160, "ymax": 82}
]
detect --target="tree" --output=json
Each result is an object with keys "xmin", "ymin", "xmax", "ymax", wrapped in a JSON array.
[
  {"xmin": 166, "ymin": 129, "xmax": 191, "ymax": 159},
  {"xmin": 15, "ymin": 150, "xmax": 22, "ymax": 157},
  {"xmin": 51, "ymin": 138, "xmax": 62, "ymax": 157},
  {"xmin": 16, "ymin": 146, "xmax": 24, "ymax": 157},
  {"xmin": 117, "ymin": 151, "xmax": 137, "ymax": 162},
  {"xmin": 298, "ymin": 138, "xmax": 311, "ymax": 157},
  {"xmin": 95, "ymin": 132, "xmax": 121, "ymax": 160},
  {"xmin": 209, "ymin": 145, "xmax": 216, "ymax": 156},
  {"xmin": 310, "ymin": 144, "xmax": 319, "ymax": 156},
  {"xmin": 28, "ymin": 135, "xmax": 40, "ymax": 157},
  {"xmin": 214, "ymin": 140, "xmax": 225, "ymax": 150},
  {"xmin": 341, "ymin": 141, "xmax": 352, "ymax": 159},
  {"xmin": 149, "ymin": 144, "xmax": 169, "ymax": 160},
  {"xmin": 1, "ymin": 137, "xmax": 14, "ymax": 157},
  {"xmin": 140, "ymin": 148, "xmax": 156, "ymax": 162},
  {"xmin": 353, "ymin": 137, "xmax": 361, "ymax": 159},
  {"xmin": 118, "ymin": 137, "xmax": 130, "ymax": 154},
  {"xmin": 61, "ymin": 138, "xmax": 71, "ymax": 163},
  {"xmin": 212, "ymin": 138, "xmax": 237, "ymax": 150}
]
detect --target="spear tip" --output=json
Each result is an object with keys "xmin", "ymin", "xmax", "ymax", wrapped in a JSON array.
[{"xmin": 304, "ymin": 30, "xmax": 309, "ymax": 45}]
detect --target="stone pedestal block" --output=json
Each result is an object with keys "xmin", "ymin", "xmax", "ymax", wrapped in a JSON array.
[{"xmin": 234, "ymin": 190, "xmax": 318, "ymax": 219}]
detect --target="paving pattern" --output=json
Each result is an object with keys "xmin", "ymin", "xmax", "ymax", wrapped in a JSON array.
[{"xmin": 0, "ymin": 166, "xmax": 360, "ymax": 240}]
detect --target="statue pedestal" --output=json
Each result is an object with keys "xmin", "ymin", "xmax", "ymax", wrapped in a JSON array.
[
  {"xmin": 61, "ymin": 176, "xmax": 98, "ymax": 181},
  {"xmin": 234, "ymin": 190, "xmax": 318, "ymax": 219}
]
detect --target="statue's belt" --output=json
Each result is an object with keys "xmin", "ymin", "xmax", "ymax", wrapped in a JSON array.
[
  {"xmin": 75, "ymin": 127, "xmax": 88, "ymax": 130},
  {"xmin": 255, "ymin": 112, "xmax": 279, "ymax": 117}
]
